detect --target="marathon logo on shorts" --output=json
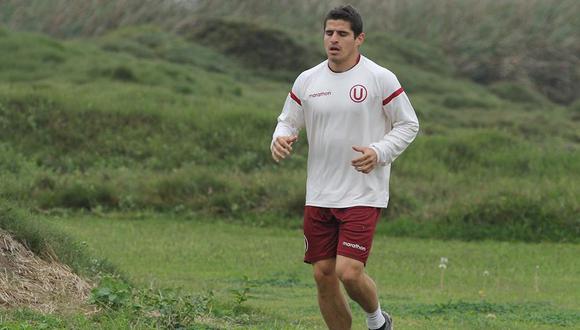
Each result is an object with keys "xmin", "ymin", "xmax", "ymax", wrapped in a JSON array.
[{"xmin": 342, "ymin": 241, "xmax": 367, "ymax": 251}]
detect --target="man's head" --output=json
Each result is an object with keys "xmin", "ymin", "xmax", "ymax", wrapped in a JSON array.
[
  {"xmin": 323, "ymin": 5, "xmax": 365, "ymax": 69},
  {"xmin": 324, "ymin": 5, "xmax": 363, "ymax": 38}
]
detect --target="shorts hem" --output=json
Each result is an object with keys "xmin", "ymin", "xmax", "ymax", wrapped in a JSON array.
[{"xmin": 336, "ymin": 251, "xmax": 369, "ymax": 266}]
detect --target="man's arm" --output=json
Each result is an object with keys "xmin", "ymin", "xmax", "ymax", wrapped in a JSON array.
[
  {"xmin": 369, "ymin": 86, "xmax": 419, "ymax": 166},
  {"xmin": 271, "ymin": 91, "xmax": 305, "ymax": 162}
]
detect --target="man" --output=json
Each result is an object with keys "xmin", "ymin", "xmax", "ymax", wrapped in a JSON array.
[{"xmin": 271, "ymin": 5, "xmax": 419, "ymax": 330}]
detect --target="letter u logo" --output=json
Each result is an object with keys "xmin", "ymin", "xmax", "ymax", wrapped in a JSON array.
[{"xmin": 349, "ymin": 84, "xmax": 367, "ymax": 103}]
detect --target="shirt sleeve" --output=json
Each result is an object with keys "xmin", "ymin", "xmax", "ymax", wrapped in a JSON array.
[
  {"xmin": 271, "ymin": 77, "xmax": 306, "ymax": 150},
  {"xmin": 369, "ymin": 72, "xmax": 419, "ymax": 165}
]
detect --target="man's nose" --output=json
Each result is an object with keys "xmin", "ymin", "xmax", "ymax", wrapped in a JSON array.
[{"xmin": 330, "ymin": 32, "xmax": 339, "ymax": 42}]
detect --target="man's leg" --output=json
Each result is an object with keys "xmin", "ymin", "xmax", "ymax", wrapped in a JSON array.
[
  {"xmin": 332, "ymin": 207, "xmax": 390, "ymax": 329},
  {"xmin": 335, "ymin": 255, "xmax": 378, "ymax": 312},
  {"xmin": 313, "ymin": 258, "xmax": 352, "ymax": 330}
]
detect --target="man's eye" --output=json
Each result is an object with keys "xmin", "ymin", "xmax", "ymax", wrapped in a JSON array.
[{"xmin": 339, "ymin": 32, "xmax": 348, "ymax": 37}]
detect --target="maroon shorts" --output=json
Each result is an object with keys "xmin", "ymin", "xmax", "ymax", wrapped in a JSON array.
[{"xmin": 303, "ymin": 206, "xmax": 381, "ymax": 265}]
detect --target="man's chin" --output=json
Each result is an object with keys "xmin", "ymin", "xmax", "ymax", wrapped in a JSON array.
[{"xmin": 327, "ymin": 53, "xmax": 342, "ymax": 61}]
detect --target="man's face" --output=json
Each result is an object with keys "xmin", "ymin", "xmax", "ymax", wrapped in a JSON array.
[{"xmin": 324, "ymin": 19, "xmax": 364, "ymax": 64}]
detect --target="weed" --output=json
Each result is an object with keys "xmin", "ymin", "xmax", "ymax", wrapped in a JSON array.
[
  {"xmin": 231, "ymin": 275, "xmax": 253, "ymax": 312},
  {"xmin": 90, "ymin": 275, "xmax": 131, "ymax": 309}
]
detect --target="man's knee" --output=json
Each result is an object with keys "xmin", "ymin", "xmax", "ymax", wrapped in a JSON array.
[
  {"xmin": 313, "ymin": 259, "xmax": 337, "ymax": 286},
  {"xmin": 336, "ymin": 257, "xmax": 365, "ymax": 285}
]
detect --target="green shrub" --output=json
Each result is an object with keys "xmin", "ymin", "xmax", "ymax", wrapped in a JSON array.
[
  {"xmin": 411, "ymin": 130, "xmax": 518, "ymax": 172},
  {"xmin": 90, "ymin": 275, "xmax": 132, "ymax": 309},
  {"xmin": 442, "ymin": 94, "xmax": 497, "ymax": 109},
  {"xmin": 365, "ymin": 33, "xmax": 454, "ymax": 76},
  {"xmin": 39, "ymin": 183, "xmax": 119, "ymax": 210},
  {"xmin": 101, "ymin": 39, "xmax": 156, "ymax": 59},
  {"xmin": 570, "ymin": 101, "xmax": 580, "ymax": 122},
  {"xmin": 489, "ymin": 81, "xmax": 548, "ymax": 105},
  {"xmin": 110, "ymin": 65, "xmax": 137, "ymax": 82},
  {"xmin": 440, "ymin": 192, "xmax": 579, "ymax": 242},
  {"xmin": 178, "ymin": 18, "xmax": 323, "ymax": 73},
  {"xmin": 383, "ymin": 188, "xmax": 419, "ymax": 220}
]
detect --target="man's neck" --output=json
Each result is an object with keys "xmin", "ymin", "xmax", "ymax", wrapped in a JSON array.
[{"xmin": 328, "ymin": 53, "xmax": 361, "ymax": 73}]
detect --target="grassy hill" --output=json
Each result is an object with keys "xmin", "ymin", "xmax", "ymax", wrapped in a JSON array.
[
  {"xmin": 0, "ymin": 21, "xmax": 578, "ymax": 242},
  {"xmin": 1, "ymin": 0, "xmax": 578, "ymax": 105}
]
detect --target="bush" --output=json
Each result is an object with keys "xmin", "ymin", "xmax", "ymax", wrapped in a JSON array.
[
  {"xmin": 365, "ymin": 33, "xmax": 454, "ymax": 76},
  {"xmin": 91, "ymin": 275, "xmax": 132, "ymax": 309},
  {"xmin": 177, "ymin": 18, "xmax": 323, "ymax": 73},
  {"xmin": 111, "ymin": 65, "xmax": 138, "ymax": 82},
  {"xmin": 488, "ymin": 81, "xmax": 548, "ymax": 105},
  {"xmin": 570, "ymin": 101, "xmax": 580, "ymax": 122},
  {"xmin": 39, "ymin": 183, "xmax": 119, "ymax": 210},
  {"xmin": 441, "ymin": 192, "xmax": 579, "ymax": 242},
  {"xmin": 383, "ymin": 187, "xmax": 419, "ymax": 220},
  {"xmin": 442, "ymin": 94, "xmax": 497, "ymax": 109},
  {"xmin": 413, "ymin": 130, "xmax": 518, "ymax": 172}
]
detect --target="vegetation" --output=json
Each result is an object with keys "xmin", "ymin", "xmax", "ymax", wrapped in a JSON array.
[
  {"xmin": 1, "ymin": 0, "xmax": 578, "ymax": 104},
  {"xmin": 194, "ymin": 0, "xmax": 580, "ymax": 105},
  {"xmin": 0, "ymin": 25, "xmax": 577, "ymax": 242},
  {"xmin": 26, "ymin": 214, "xmax": 580, "ymax": 329},
  {"xmin": 0, "ymin": 1, "xmax": 578, "ymax": 328},
  {"xmin": 0, "ymin": 203, "xmax": 116, "ymax": 277}
]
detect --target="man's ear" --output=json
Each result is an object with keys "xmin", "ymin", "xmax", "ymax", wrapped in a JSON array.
[{"xmin": 356, "ymin": 32, "xmax": 365, "ymax": 47}]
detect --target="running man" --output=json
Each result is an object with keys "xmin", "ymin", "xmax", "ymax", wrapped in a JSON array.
[{"xmin": 271, "ymin": 5, "xmax": 419, "ymax": 330}]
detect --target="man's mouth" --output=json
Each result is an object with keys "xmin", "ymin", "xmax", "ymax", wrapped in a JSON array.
[{"xmin": 329, "ymin": 46, "xmax": 340, "ymax": 52}]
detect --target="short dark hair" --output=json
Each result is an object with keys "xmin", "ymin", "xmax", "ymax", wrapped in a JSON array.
[{"xmin": 324, "ymin": 5, "xmax": 363, "ymax": 38}]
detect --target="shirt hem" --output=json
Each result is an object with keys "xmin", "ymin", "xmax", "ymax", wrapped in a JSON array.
[{"xmin": 305, "ymin": 201, "xmax": 388, "ymax": 208}]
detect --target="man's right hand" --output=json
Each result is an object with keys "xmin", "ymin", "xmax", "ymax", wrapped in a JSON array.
[{"xmin": 271, "ymin": 135, "xmax": 298, "ymax": 162}]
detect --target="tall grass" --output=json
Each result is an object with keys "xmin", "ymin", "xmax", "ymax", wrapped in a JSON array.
[
  {"xmin": 1, "ymin": 0, "xmax": 578, "ymax": 103},
  {"xmin": 195, "ymin": 0, "xmax": 580, "ymax": 104},
  {"xmin": 0, "ymin": 202, "xmax": 118, "ymax": 277}
]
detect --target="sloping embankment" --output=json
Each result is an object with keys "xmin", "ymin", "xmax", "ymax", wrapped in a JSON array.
[{"xmin": 0, "ymin": 230, "xmax": 92, "ymax": 313}]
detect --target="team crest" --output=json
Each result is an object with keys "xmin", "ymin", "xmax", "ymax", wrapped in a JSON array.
[{"xmin": 349, "ymin": 84, "xmax": 367, "ymax": 103}]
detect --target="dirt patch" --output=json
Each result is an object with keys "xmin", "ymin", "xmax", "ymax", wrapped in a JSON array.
[{"xmin": 0, "ymin": 230, "xmax": 93, "ymax": 314}]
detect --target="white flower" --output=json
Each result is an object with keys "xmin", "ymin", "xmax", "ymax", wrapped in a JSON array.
[
  {"xmin": 483, "ymin": 270, "xmax": 490, "ymax": 276},
  {"xmin": 439, "ymin": 263, "xmax": 447, "ymax": 269},
  {"xmin": 440, "ymin": 257, "xmax": 448, "ymax": 264}
]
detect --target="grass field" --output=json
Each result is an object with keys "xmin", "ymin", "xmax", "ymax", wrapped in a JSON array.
[{"xmin": 39, "ymin": 213, "xmax": 580, "ymax": 329}]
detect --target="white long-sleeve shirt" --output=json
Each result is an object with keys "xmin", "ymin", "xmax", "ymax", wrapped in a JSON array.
[{"xmin": 272, "ymin": 55, "xmax": 419, "ymax": 208}]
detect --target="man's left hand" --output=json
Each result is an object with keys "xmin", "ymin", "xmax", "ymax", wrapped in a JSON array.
[{"xmin": 351, "ymin": 146, "xmax": 378, "ymax": 174}]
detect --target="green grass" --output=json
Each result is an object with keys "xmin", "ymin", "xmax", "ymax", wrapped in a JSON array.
[
  {"xmin": 191, "ymin": 0, "xmax": 580, "ymax": 105},
  {"xmin": 0, "ymin": 203, "xmax": 117, "ymax": 277},
  {"xmin": 2, "ymin": 0, "xmax": 580, "ymax": 104},
  {"xmin": 0, "ymin": 27, "xmax": 577, "ymax": 242},
  {"xmin": 33, "ymin": 213, "xmax": 580, "ymax": 329}
]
